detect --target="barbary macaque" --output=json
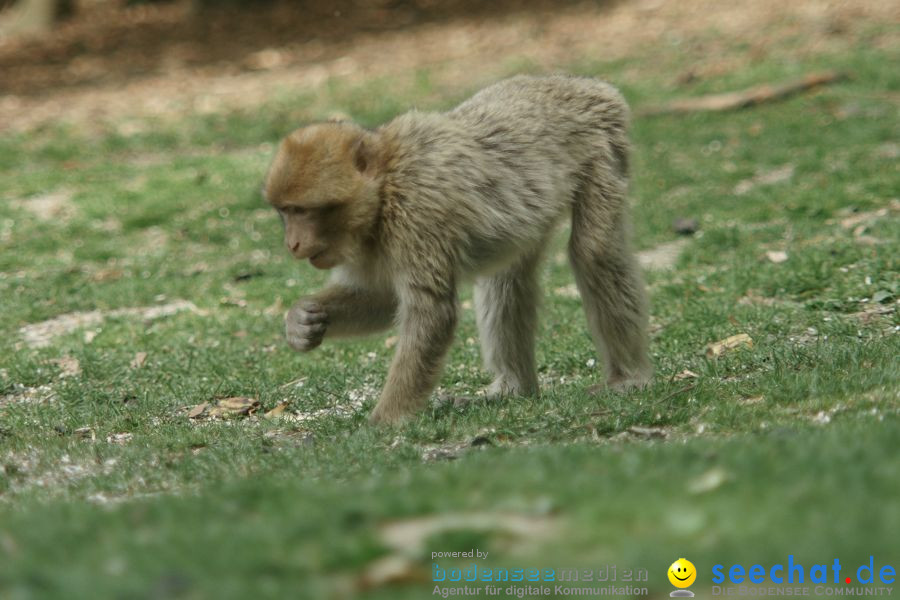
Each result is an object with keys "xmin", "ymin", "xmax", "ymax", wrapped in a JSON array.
[{"xmin": 263, "ymin": 75, "xmax": 652, "ymax": 424}]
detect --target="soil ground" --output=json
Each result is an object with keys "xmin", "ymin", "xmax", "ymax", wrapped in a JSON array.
[{"xmin": 1, "ymin": 0, "xmax": 897, "ymax": 132}]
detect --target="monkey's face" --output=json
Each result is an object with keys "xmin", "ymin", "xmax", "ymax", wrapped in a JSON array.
[
  {"xmin": 264, "ymin": 123, "xmax": 382, "ymax": 269},
  {"xmin": 275, "ymin": 204, "xmax": 344, "ymax": 269}
]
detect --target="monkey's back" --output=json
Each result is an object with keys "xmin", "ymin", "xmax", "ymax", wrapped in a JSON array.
[
  {"xmin": 378, "ymin": 75, "xmax": 632, "ymax": 276},
  {"xmin": 450, "ymin": 74, "xmax": 629, "ymax": 161}
]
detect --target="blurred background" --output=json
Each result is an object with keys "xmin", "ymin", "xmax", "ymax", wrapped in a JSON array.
[{"xmin": 2, "ymin": 0, "xmax": 894, "ymax": 133}]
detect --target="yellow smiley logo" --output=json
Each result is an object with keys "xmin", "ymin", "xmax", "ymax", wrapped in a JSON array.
[{"xmin": 668, "ymin": 558, "xmax": 697, "ymax": 588}]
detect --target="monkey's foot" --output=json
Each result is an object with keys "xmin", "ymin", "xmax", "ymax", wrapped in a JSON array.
[
  {"xmin": 433, "ymin": 393, "xmax": 485, "ymax": 409},
  {"xmin": 587, "ymin": 374, "xmax": 651, "ymax": 395},
  {"xmin": 486, "ymin": 377, "xmax": 538, "ymax": 398},
  {"xmin": 368, "ymin": 401, "xmax": 417, "ymax": 426},
  {"xmin": 433, "ymin": 384, "xmax": 531, "ymax": 410}
]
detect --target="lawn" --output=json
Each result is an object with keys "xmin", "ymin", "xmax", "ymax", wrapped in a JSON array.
[{"xmin": 0, "ymin": 16, "xmax": 898, "ymax": 600}]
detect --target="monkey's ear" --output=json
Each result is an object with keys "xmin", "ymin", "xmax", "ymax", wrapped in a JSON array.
[{"xmin": 351, "ymin": 133, "xmax": 382, "ymax": 176}]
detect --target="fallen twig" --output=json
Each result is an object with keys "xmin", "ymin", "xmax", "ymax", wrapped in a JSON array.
[
  {"xmin": 638, "ymin": 71, "xmax": 847, "ymax": 116},
  {"xmin": 653, "ymin": 384, "xmax": 697, "ymax": 407},
  {"xmin": 586, "ymin": 383, "xmax": 696, "ymax": 422}
]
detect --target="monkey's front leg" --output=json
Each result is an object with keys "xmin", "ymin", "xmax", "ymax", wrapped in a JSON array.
[
  {"xmin": 285, "ymin": 286, "xmax": 396, "ymax": 352},
  {"xmin": 369, "ymin": 291, "xmax": 457, "ymax": 425}
]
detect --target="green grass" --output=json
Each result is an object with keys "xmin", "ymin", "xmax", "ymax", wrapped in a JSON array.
[{"xmin": 1, "ymin": 28, "xmax": 898, "ymax": 600}]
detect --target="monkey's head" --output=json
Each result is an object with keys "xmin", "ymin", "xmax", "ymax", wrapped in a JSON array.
[{"xmin": 264, "ymin": 122, "xmax": 383, "ymax": 269}]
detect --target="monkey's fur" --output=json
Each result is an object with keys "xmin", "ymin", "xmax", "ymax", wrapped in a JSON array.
[{"xmin": 264, "ymin": 75, "xmax": 652, "ymax": 425}]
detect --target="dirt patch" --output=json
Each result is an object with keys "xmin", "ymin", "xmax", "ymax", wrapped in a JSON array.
[
  {"xmin": 1, "ymin": 0, "xmax": 896, "ymax": 133},
  {"xmin": 733, "ymin": 164, "xmax": 795, "ymax": 196},
  {"xmin": 831, "ymin": 199, "xmax": 900, "ymax": 230},
  {"xmin": 285, "ymin": 384, "xmax": 373, "ymax": 424},
  {"xmin": 19, "ymin": 299, "xmax": 204, "ymax": 348},
  {"xmin": 0, "ymin": 0, "xmax": 588, "ymax": 97},
  {"xmin": 0, "ymin": 383, "xmax": 56, "ymax": 407},
  {"xmin": 378, "ymin": 511, "xmax": 557, "ymax": 557},
  {"xmin": 0, "ymin": 449, "xmax": 122, "ymax": 500},
  {"xmin": 10, "ymin": 189, "xmax": 76, "ymax": 222},
  {"xmin": 637, "ymin": 238, "xmax": 689, "ymax": 271}
]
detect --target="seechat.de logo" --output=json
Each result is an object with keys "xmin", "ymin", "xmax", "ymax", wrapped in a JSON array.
[{"xmin": 712, "ymin": 556, "xmax": 896, "ymax": 585}]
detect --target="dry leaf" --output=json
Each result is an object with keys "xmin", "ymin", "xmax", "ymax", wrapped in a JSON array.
[
  {"xmin": 706, "ymin": 333, "xmax": 753, "ymax": 358},
  {"xmin": 130, "ymin": 352, "xmax": 147, "ymax": 369},
  {"xmin": 673, "ymin": 369, "xmax": 699, "ymax": 381},
  {"xmin": 187, "ymin": 402, "xmax": 209, "ymax": 419},
  {"xmin": 264, "ymin": 401, "xmax": 289, "ymax": 418},
  {"xmin": 208, "ymin": 397, "xmax": 260, "ymax": 418},
  {"xmin": 384, "ymin": 336, "xmax": 398, "ymax": 349},
  {"xmin": 765, "ymin": 250, "xmax": 788, "ymax": 263}
]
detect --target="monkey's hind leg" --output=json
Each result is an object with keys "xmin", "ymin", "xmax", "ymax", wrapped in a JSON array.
[
  {"xmin": 474, "ymin": 250, "xmax": 543, "ymax": 398},
  {"xmin": 568, "ymin": 173, "xmax": 652, "ymax": 391}
]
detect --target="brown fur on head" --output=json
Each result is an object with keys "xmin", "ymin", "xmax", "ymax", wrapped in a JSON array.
[{"xmin": 264, "ymin": 121, "xmax": 383, "ymax": 269}]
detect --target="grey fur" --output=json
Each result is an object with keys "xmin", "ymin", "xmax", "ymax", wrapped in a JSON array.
[{"xmin": 267, "ymin": 74, "xmax": 652, "ymax": 424}]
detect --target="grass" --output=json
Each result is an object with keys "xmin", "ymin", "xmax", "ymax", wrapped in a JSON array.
[{"xmin": 1, "ymin": 22, "xmax": 898, "ymax": 600}]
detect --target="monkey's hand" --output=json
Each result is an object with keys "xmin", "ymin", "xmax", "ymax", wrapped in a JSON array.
[{"xmin": 285, "ymin": 299, "xmax": 328, "ymax": 352}]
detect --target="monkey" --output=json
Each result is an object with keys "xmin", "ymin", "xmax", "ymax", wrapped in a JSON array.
[{"xmin": 263, "ymin": 74, "xmax": 652, "ymax": 425}]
